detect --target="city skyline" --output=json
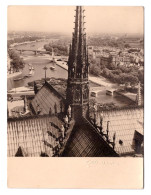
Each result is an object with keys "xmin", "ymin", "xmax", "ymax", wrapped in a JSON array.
[{"xmin": 8, "ymin": 6, "xmax": 144, "ymax": 34}]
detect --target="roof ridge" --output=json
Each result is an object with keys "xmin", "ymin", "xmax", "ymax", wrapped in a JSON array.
[
  {"xmin": 81, "ymin": 117, "xmax": 119, "ymax": 156},
  {"xmin": 8, "ymin": 113, "xmax": 58, "ymax": 122},
  {"xmin": 44, "ymin": 81, "xmax": 66, "ymax": 101},
  {"xmin": 97, "ymin": 105, "xmax": 144, "ymax": 112}
]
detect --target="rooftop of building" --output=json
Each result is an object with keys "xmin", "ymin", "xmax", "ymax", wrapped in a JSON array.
[
  {"xmin": 62, "ymin": 117, "xmax": 119, "ymax": 157},
  {"xmin": 7, "ymin": 113, "xmax": 119, "ymax": 157},
  {"xmin": 7, "ymin": 115, "xmax": 65, "ymax": 157},
  {"xmin": 31, "ymin": 81, "xmax": 66, "ymax": 115},
  {"xmin": 7, "ymin": 89, "xmax": 144, "ymax": 158},
  {"xmin": 93, "ymin": 107, "xmax": 143, "ymax": 156}
]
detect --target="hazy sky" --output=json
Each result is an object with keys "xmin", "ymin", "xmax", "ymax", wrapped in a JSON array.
[{"xmin": 8, "ymin": 6, "xmax": 144, "ymax": 34}]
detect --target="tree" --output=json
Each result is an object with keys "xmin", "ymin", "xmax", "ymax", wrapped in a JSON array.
[
  {"xmin": 89, "ymin": 64, "xmax": 102, "ymax": 76},
  {"xmin": 44, "ymin": 42, "xmax": 68, "ymax": 56},
  {"xmin": 124, "ymin": 43, "xmax": 130, "ymax": 48},
  {"xmin": 102, "ymin": 68, "xmax": 110, "ymax": 78},
  {"xmin": 8, "ymin": 50, "xmax": 25, "ymax": 72}
]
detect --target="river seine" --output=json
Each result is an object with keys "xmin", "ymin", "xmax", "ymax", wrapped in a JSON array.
[{"xmin": 7, "ymin": 40, "xmax": 133, "ymax": 107}]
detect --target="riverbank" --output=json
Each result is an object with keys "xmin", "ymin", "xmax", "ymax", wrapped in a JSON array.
[
  {"xmin": 56, "ymin": 60, "xmax": 119, "ymax": 88},
  {"xmin": 116, "ymin": 91, "xmax": 137, "ymax": 102},
  {"xmin": 7, "ymin": 72, "xmax": 22, "ymax": 79},
  {"xmin": 7, "ymin": 39, "xmax": 141, "ymax": 108},
  {"xmin": 8, "ymin": 86, "xmax": 34, "ymax": 97},
  {"xmin": 11, "ymin": 39, "xmax": 118, "ymax": 88}
]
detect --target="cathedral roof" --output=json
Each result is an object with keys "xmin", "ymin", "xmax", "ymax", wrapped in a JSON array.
[
  {"xmin": 33, "ymin": 78, "xmax": 67, "ymax": 98},
  {"xmin": 7, "ymin": 107, "xmax": 144, "ymax": 157},
  {"xmin": 7, "ymin": 114, "xmax": 119, "ymax": 157},
  {"xmin": 31, "ymin": 81, "xmax": 65, "ymax": 115},
  {"xmin": 7, "ymin": 115, "xmax": 64, "ymax": 157},
  {"xmin": 7, "ymin": 6, "xmax": 144, "ymax": 158},
  {"xmin": 98, "ymin": 107, "xmax": 144, "ymax": 156},
  {"xmin": 62, "ymin": 107, "xmax": 144, "ymax": 157},
  {"xmin": 61, "ymin": 117, "xmax": 119, "ymax": 157}
]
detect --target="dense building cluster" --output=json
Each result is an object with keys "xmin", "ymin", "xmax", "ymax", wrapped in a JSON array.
[{"xmin": 88, "ymin": 46, "xmax": 144, "ymax": 68}]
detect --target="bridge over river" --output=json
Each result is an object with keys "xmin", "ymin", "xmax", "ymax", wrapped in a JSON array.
[
  {"xmin": 14, "ymin": 49, "xmax": 50, "ymax": 55},
  {"xmin": 8, "ymin": 39, "xmax": 138, "ymax": 107}
]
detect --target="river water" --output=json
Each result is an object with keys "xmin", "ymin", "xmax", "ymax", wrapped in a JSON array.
[
  {"xmin": 7, "ymin": 54, "xmax": 67, "ymax": 90},
  {"xmin": 7, "ymin": 40, "xmax": 133, "ymax": 107}
]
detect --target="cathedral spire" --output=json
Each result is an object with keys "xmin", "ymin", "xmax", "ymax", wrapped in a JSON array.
[
  {"xmin": 66, "ymin": 6, "xmax": 89, "ymax": 120},
  {"xmin": 68, "ymin": 6, "xmax": 88, "ymax": 79}
]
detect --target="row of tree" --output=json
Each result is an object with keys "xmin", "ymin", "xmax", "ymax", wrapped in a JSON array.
[
  {"xmin": 89, "ymin": 60, "xmax": 144, "ymax": 86},
  {"xmin": 44, "ymin": 43, "xmax": 68, "ymax": 56},
  {"xmin": 102, "ymin": 68, "xmax": 139, "ymax": 85},
  {"xmin": 7, "ymin": 36, "xmax": 41, "ymax": 48},
  {"xmin": 88, "ymin": 36, "xmax": 143, "ymax": 49},
  {"xmin": 88, "ymin": 37, "xmax": 131, "ymax": 49},
  {"xmin": 8, "ymin": 50, "xmax": 25, "ymax": 72}
]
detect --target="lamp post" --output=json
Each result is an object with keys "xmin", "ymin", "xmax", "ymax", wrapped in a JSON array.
[{"xmin": 43, "ymin": 66, "xmax": 48, "ymax": 82}]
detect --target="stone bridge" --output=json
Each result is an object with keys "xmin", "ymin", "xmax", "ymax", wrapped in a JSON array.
[{"xmin": 16, "ymin": 49, "xmax": 50, "ymax": 55}]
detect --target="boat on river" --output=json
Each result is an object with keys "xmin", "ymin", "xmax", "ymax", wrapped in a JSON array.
[
  {"xmin": 50, "ymin": 66, "xmax": 55, "ymax": 70},
  {"xmin": 13, "ymin": 77, "xmax": 24, "ymax": 81},
  {"xmin": 29, "ymin": 66, "xmax": 34, "ymax": 70},
  {"xmin": 28, "ymin": 63, "xmax": 34, "ymax": 70},
  {"xmin": 106, "ymin": 89, "xmax": 115, "ymax": 96},
  {"xmin": 91, "ymin": 91, "xmax": 98, "ymax": 97},
  {"xmin": 28, "ymin": 69, "xmax": 34, "ymax": 76},
  {"xmin": 24, "ymin": 75, "xmax": 30, "ymax": 78},
  {"xmin": 24, "ymin": 69, "xmax": 34, "ymax": 78}
]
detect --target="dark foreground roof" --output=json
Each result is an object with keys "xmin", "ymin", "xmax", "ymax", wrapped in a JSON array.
[
  {"xmin": 62, "ymin": 117, "xmax": 119, "ymax": 157},
  {"xmin": 7, "ymin": 114, "xmax": 118, "ymax": 157},
  {"xmin": 7, "ymin": 107, "xmax": 143, "ymax": 157}
]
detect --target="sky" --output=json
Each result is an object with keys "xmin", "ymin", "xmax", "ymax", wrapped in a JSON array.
[{"xmin": 8, "ymin": 6, "xmax": 144, "ymax": 34}]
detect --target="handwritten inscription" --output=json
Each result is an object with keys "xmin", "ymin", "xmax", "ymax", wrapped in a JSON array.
[{"xmin": 86, "ymin": 159, "xmax": 119, "ymax": 168}]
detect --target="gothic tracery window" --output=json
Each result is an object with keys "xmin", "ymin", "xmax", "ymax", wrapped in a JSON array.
[
  {"xmin": 83, "ymin": 85, "xmax": 88, "ymax": 99},
  {"xmin": 75, "ymin": 87, "xmax": 81, "ymax": 102}
]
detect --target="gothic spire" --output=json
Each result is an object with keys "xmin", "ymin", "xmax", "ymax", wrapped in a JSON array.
[
  {"xmin": 68, "ymin": 6, "xmax": 88, "ymax": 79},
  {"xmin": 66, "ymin": 6, "xmax": 89, "ymax": 120}
]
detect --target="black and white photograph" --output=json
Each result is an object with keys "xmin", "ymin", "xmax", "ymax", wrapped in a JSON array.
[{"xmin": 7, "ymin": 6, "xmax": 144, "ymax": 158}]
